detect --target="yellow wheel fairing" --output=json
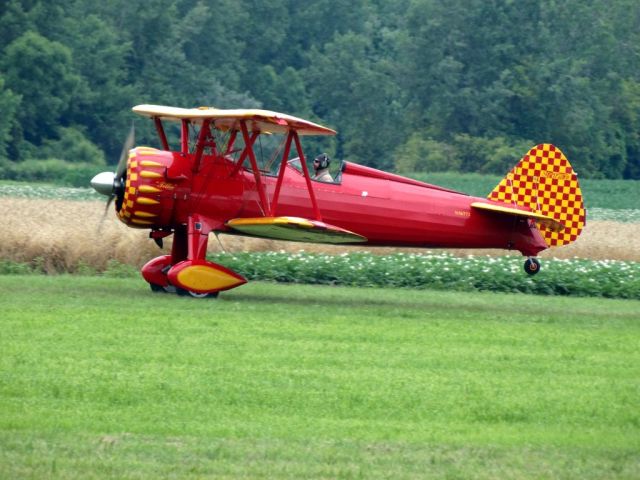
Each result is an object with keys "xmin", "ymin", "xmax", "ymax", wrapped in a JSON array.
[
  {"xmin": 173, "ymin": 263, "xmax": 246, "ymax": 293},
  {"xmin": 177, "ymin": 265, "xmax": 238, "ymax": 291}
]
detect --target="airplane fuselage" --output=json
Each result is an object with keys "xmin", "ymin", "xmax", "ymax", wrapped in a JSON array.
[{"xmin": 179, "ymin": 155, "xmax": 547, "ymax": 257}]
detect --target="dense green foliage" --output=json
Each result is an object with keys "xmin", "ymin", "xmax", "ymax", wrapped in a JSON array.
[
  {"xmin": 1, "ymin": 277, "xmax": 638, "ymax": 478},
  {"xmin": 2, "ymin": 252, "xmax": 638, "ymax": 299},
  {"xmin": 1, "ymin": 1, "xmax": 640, "ymax": 178}
]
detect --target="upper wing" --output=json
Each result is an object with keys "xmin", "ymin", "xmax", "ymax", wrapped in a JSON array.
[
  {"xmin": 226, "ymin": 216, "xmax": 367, "ymax": 244},
  {"xmin": 132, "ymin": 104, "xmax": 336, "ymax": 136},
  {"xmin": 471, "ymin": 201, "xmax": 565, "ymax": 232}
]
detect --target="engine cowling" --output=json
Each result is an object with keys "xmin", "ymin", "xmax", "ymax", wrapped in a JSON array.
[{"xmin": 117, "ymin": 147, "xmax": 190, "ymax": 229}]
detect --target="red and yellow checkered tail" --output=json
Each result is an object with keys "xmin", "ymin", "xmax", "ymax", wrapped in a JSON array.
[{"xmin": 488, "ymin": 144, "xmax": 586, "ymax": 248}]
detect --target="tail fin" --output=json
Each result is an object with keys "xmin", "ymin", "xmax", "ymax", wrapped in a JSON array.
[{"xmin": 488, "ymin": 144, "xmax": 586, "ymax": 248}]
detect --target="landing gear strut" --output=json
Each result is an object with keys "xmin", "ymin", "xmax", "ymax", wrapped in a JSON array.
[
  {"xmin": 141, "ymin": 216, "xmax": 246, "ymax": 298},
  {"xmin": 524, "ymin": 257, "xmax": 541, "ymax": 275}
]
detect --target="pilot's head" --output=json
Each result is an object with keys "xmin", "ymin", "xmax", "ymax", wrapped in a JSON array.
[{"xmin": 313, "ymin": 153, "xmax": 330, "ymax": 170}]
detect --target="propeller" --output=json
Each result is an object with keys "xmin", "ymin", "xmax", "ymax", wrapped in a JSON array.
[{"xmin": 91, "ymin": 124, "xmax": 135, "ymax": 213}]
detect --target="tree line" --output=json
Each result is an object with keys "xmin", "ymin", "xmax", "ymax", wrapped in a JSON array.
[{"xmin": 1, "ymin": 0, "xmax": 639, "ymax": 179}]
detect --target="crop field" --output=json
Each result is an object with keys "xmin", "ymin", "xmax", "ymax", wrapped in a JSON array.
[
  {"xmin": 0, "ymin": 179, "xmax": 639, "ymax": 278},
  {"xmin": 1, "ymin": 277, "xmax": 639, "ymax": 479}
]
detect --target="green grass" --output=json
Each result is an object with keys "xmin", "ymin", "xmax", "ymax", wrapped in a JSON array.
[{"xmin": 1, "ymin": 276, "xmax": 639, "ymax": 478}]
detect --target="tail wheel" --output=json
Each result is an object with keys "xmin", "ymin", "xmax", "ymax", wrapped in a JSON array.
[{"xmin": 524, "ymin": 257, "xmax": 541, "ymax": 276}]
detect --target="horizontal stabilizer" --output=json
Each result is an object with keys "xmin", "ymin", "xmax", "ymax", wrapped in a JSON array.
[
  {"xmin": 226, "ymin": 216, "xmax": 367, "ymax": 244},
  {"xmin": 471, "ymin": 202, "xmax": 565, "ymax": 232}
]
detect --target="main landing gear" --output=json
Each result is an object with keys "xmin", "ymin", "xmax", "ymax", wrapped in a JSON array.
[
  {"xmin": 524, "ymin": 257, "xmax": 541, "ymax": 276},
  {"xmin": 141, "ymin": 215, "xmax": 247, "ymax": 298}
]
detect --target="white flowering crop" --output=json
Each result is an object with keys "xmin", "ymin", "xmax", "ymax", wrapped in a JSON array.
[{"xmin": 210, "ymin": 252, "xmax": 640, "ymax": 299}]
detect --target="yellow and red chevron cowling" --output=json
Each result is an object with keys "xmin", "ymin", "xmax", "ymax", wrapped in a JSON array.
[
  {"xmin": 117, "ymin": 147, "xmax": 174, "ymax": 228},
  {"xmin": 488, "ymin": 144, "xmax": 586, "ymax": 248}
]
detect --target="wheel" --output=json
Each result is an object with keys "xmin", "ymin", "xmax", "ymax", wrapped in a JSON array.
[
  {"xmin": 149, "ymin": 283, "xmax": 177, "ymax": 293},
  {"xmin": 524, "ymin": 257, "xmax": 541, "ymax": 275},
  {"xmin": 176, "ymin": 287, "xmax": 219, "ymax": 299},
  {"xmin": 189, "ymin": 291, "xmax": 219, "ymax": 299}
]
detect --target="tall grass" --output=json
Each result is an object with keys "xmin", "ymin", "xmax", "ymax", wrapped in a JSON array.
[{"xmin": 0, "ymin": 198, "xmax": 158, "ymax": 273}]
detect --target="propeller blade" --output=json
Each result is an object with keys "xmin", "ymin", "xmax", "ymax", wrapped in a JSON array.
[
  {"xmin": 93, "ymin": 125, "xmax": 134, "ymax": 230},
  {"xmin": 102, "ymin": 195, "xmax": 113, "ymax": 219},
  {"xmin": 97, "ymin": 195, "xmax": 115, "ymax": 233},
  {"xmin": 116, "ymin": 124, "xmax": 135, "ymax": 179}
]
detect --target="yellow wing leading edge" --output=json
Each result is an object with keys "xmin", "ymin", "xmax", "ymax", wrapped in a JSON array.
[{"xmin": 226, "ymin": 216, "xmax": 367, "ymax": 244}]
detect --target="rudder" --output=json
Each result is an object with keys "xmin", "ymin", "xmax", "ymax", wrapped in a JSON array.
[{"xmin": 488, "ymin": 144, "xmax": 586, "ymax": 248}]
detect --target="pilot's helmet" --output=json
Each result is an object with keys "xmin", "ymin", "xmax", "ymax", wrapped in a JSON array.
[{"xmin": 314, "ymin": 153, "xmax": 330, "ymax": 169}]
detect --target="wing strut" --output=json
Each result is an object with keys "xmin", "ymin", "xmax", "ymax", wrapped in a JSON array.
[
  {"xmin": 269, "ymin": 131, "xmax": 294, "ymax": 216},
  {"xmin": 229, "ymin": 130, "xmax": 260, "ymax": 177},
  {"xmin": 293, "ymin": 130, "xmax": 321, "ymax": 221},
  {"xmin": 153, "ymin": 117, "xmax": 170, "ymax": 150},
  {"xmin": 265, "ymin": 129, "xmax": 322, "ymax": 221},
  {"xmin": 240, "ymin": 120, "xmax": 270, "ymax": 215},
  {"xmin": 192, "ymin": 119, "xmax": 214, "ymax": 173},
  {"xmin": 181, "ymin": 119, "xmax": 189, "ymax": 154},
  {"xmin": 224, "ymin": 125, "xmax": 323, "ymax": 221},
  {"xmin": 225, "ymin": 131, "xmax": 238, "ymax": 155}
]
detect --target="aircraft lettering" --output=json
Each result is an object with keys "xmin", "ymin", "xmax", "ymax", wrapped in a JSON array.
[
  {"xmin": 157, "ymin": 182, "xmax": 176, "ymax": 190},
  {"xmin": 455, "ymin": 210, "xmax": 471, "ymax": 217},
  {"xmin": 541, "ymin": 171, "xmax": 571, "ymax": 181}
]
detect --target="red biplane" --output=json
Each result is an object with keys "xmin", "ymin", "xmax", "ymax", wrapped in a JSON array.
[{"xmin": 91, "ymin": 105, "xmax": 586, "ymax": 297}]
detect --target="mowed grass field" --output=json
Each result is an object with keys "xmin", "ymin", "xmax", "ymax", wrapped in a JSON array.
[{"xmin": 1, "ymin": 276, "xmax": 639, "ymax": 479}]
